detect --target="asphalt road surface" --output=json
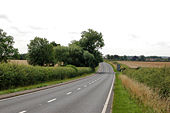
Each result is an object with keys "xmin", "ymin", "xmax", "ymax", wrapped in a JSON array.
[{"xmin": 0, "ymin": 62, "xmax": 115, "ymax": 113}]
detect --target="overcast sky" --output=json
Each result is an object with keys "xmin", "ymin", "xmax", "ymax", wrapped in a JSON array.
[{"xmin": 1, "ymin": 0, "xmax": 170, "ymax": 56}]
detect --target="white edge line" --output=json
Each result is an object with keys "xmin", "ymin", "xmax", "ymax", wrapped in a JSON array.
[
  {"xmin": 47, "ymin": 98, "xmax": 56, "ymax": 103},
  {"xmin": 101, "ymin": 74, "xmax": 115, "ymax": 113},
  {"xmin": 19, "ymin": 110, "xmax": 27, "ymax": 113}
]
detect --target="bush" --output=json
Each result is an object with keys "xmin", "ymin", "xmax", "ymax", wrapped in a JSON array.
[
  {"xmin": 0, "ymin": 63, "xmax": 93, "ymax": 90},
  {"xmin": 123, "ymin": 67, "xmax": 170, "ymax": 98}
]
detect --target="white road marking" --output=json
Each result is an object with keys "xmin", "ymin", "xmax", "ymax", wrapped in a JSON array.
[
  {"xmin": 84, "ymin": 85, "xmax": 87, "ymax": 87},
  {"xmin": 77, "ymin": 88, "xmax": 81, "ymax": 90},
  {"xmin": 66, "ymin": 92, "xmax": 72, "ymax": 95},
  {"xmin": 47, "ymin": 98, "xmax": 56, "ymax": 103},
  {"xmin": 101, "ymin": 75, "xmax": 115, "ymax": 113},
  {"xmin": 19, "ymin": 111, "xmax": 27, "ymax": 113},
  {"xmin": 89, "ymin": 82, "xmax": 91, "ymax": 84}
]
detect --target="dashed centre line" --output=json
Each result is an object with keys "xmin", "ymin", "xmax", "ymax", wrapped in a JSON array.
[
  {"xmin": 19, "ymin": 111, "xmax": 27, "ymax": 113},
  {"xmin": 66, "ymin": 92, "xmax": 72, "ymax": 95},
  {"xmin": 77, "ymin": 88, "xmax": 81, "ymax": 90},
  {"xmin": 47, "ymin": 98, "xmax": 56, "ymax": 103}
]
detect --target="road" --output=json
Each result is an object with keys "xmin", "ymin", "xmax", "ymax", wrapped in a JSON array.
[{"xmin": 0, "ymin": 62, "xmax": 115, "ymax": 113}]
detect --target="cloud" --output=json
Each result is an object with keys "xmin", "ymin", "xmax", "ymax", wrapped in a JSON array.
[
  {"xmin": 29, "ymin": 26, "xmax": 46, "ymax": 30},
  {"xmin": 68, "ymin": 32, "xmax": 80, "ymax": 34},
  {"xmin": 0, "ymin": 14, "xmax": 11, "ymax": 22},
  {"xmin": 154, "ymin": 41, "xmax": 170, "ymax": 48},
  {"xmin": 128, "ymin": 34, "xmax": 140, "ymax": 40},
  {"xmin": 11, "ymin": 26, "xmax": 31, "ymax": 34}
]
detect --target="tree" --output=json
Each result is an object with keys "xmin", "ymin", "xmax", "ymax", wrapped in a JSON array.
[
  {"xmin": 54, "ymin": 45, "xmax": 85, "ymax": 67},
  {"xmin": 27, "ymin": 37, "xmax": 55, "ymax": 66},
  {"xmin": 113, "ymin": 55, "xmax": 120, "ymax": 60},
  {"xmin": 50, "ymin": 41, "xmax": 60, "ymax": 47},
  {"xmin": 131, "ymin": 56, "xmax": 139, "ymax": 61},
  {"xmin": 79, "ymin": 29, "xmax": 104, "ymax": 54},
  {"xmin": 139, "ymin": 55, "xmax": 145, "ymax": 61},
  {"xmin": 19, "ymin": 53, "xmax": 27, "ymax": 60},
  {"xmin": 10, "ymin": 48, "xmax": 19, "ymax": 59},
  {"xmin": 54, "ymin": 46, "xmax": 69, "ymax": 65},
  {"xmin": 0, "ymin": 29, "xmax": 15, "ymax": 63},
  {"xmin": 83, "ymin": 51, "xmax": 95, "ymax": 68},
  {"xmin": 106, "ymin": 54, "xmax": 111, "ymax": 59},
  {"xmin": 78, "ymin": 29, "xmax": 104, "ymax": 67}
]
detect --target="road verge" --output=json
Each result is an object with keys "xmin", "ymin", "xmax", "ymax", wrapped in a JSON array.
[{"xmin": 0, "ymin": 66, "xmax": 99, "ymax": 100}]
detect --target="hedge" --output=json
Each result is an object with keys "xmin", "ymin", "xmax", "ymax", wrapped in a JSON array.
[
  {"xmin": 0, "ymin": 63, "xmax": 93, "ymax": 90},
  {"xmin": 123, "ymin": 67, "xmax": 170, "ymax": 98}
]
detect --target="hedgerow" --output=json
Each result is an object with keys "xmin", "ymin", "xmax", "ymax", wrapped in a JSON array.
[
  {"xmin": 0, "ymin": 63, "xmax": 93, "ymax": 90},
  {"xmin": 123, "ymin": 67, "xmax": 170, "ymax": 98}
]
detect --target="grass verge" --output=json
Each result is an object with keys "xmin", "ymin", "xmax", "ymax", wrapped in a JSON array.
[
  {"xmin": 108, "ymin": 62, "xmax": 155, "ymax": 113},
  {"xmin": 120, "ymin": 75, "xmax": 169, "ymax": 113},
  {"xmin": 0, "ymin": 66, "xmax": 99, "ymax": 95},
  {"xmin": 112, "ymin": 72, "xmax": 144, "ymax": 113}
]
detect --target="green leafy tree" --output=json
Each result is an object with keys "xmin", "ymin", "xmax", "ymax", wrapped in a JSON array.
[
  {"xmin": 83, "ymin": 51, "xmax": 95, "ymax": 68},
  {"xmin": 54, "ymin": 46, "xmax": 69, "ymax": 65},
  {"xmin": 139, "ymin": 55, "xmax": 146, "ymax": 61},
  {"xmin": 78, "ymin": 29, "xmax": 104, "ymax": 66},
  {"xmin": 11, "ymin": 48, "xmax": 19, "ymax": 59},
  {"xmin": 50, "ymin": 41, "xmax": 60, "ymax": 47},
  {"xmin": 54, "ymin": 45, "xmax": 84, "ymax": 66},
  {"xmin": 68, "ymin": 45, "xmax": 84, "ymax": 66},
  {"xmin": 79, "ymin": 29, "xmax": 104, "ymax": 54},
  {"xmin": 0, "ymin": 29, "xmax": 15, "ymax": 63},
  {"xmin": 27, "ymin": 37, "xmax": 55, "ymax": 66}
]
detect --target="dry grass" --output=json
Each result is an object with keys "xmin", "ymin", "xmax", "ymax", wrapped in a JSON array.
[
  {"xmin": 119, "ymin": 75, "xmax": 170, "ymax": 113},
  {"xmin": 9, "ymin": 60, "xmax": 60, "ymax": 67},
  {"xmin": 9, "ymin": 60, "xmax": 29, "ymax": 65},
  {"xmin": 118, "ymin": 61, "xmax": 170, "ymax": 68},
  {"xmin": 110, "ymin": 62, "xmax": 117, "ymax": 68}
]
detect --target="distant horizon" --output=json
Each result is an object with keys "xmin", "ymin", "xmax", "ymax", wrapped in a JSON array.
[{"xmin": 1, "ymin": 0, "xmax": 170, "ymax": 56}]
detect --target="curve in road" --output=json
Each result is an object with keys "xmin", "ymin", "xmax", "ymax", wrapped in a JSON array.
[{"xmin": 0, "ymin": 62, "xmax": 115, "ymax": 113}]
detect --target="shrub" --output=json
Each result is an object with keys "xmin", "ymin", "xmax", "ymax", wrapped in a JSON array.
[
  {"xmin": 0, "ymin": 63, "xmax": 93, "ymax": 90},
  {"xmin": 123, "ymin": 67, "xmax": 170, "ymax": 98}
]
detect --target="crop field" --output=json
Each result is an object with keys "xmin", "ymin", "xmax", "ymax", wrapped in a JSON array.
[
  {"xmin": 9, "ymin": 60, "xmax": 60, "ymax": 67},
  {"xmin": 117, "ymin": 61, "xmax": 170, "ymax": 68},
  {"xmin": 9, "ymin": 60, "xmax": 29, "ymax": 65},
  {"xmin": 110, "ymin": 61, "xmax": 170, "ymax": 112}
]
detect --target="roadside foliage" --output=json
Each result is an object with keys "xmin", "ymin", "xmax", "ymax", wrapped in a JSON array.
[
  {"xmin": 0, "ymin": 63, "xmax": 93, "ymax": 90},
  {"xmin": 111, "ymin": 61, "xmax": 170, "ymax": 113},
  {"xmin": 109, "ymin": 61, "xmax": 170, "ymax": 113},
  {"xmin": 123, "ymin": 67, "xmax": 170, "ymax": 98}
]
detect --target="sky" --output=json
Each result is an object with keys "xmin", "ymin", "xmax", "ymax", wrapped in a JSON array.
[{"xmin": 0, "ymin": 0, "xmax": 170, "ymax": 56}]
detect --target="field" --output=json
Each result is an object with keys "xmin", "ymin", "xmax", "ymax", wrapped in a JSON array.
[
  {"xmin": 117, "ymin": 61, "xmax": 170, "ymax": 68},
  {"xmin": 9, "ymin": 60, "xmax": 60, "ymax": 67},
  {"xmin": 110, "ymin": 61, "xmax": 170, "ymax": 113},
  {"xmin": 9, "ymin": 60, "xmax": 28, "ymax": 65}
]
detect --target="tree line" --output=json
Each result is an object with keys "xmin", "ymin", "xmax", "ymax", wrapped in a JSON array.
[
  {"xmin": 105, "ymin": 54, "xmax": 170, "ymax": 62},
  {"xmin": 0, "ymin": 28, "xmax": 104, "ymax": 68}
]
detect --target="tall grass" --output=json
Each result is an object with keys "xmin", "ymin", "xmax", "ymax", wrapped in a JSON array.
[
  {"xmin": 123, "ymin": 67, "xmax": 170, "ymax": 98},
  {"xmin": 0, "ymin": 63, "xmax": 93, "ymax": 90},
  {"xmin": 120, "ymin": 75, "xmax": 170, "ymax": 113}
]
